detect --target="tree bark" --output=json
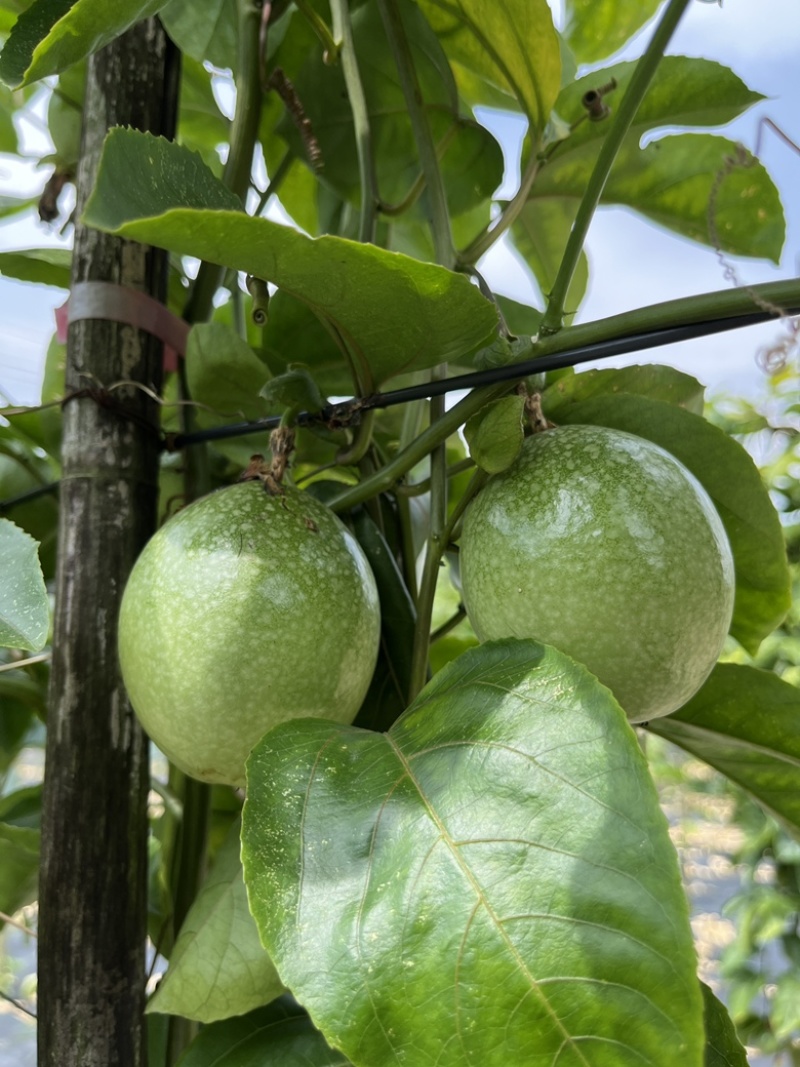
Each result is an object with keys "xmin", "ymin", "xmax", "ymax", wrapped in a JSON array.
[{"xmin": 38, "ymin": 19, "xmax": 178, "ymax": 1067}]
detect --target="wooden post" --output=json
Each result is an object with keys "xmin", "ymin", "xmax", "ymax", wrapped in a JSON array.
[{"xmin": 37, "ymin": 18, "xmax": 179, "ymax": 1067}]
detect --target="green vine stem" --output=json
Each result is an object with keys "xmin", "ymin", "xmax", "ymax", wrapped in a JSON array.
[
  {"xmin": 378, "ymin": 0, "xmax": 455, "ymax": 267},
  {"xmin": 166, "ymin": 4, "xmax": 264, "ymax": 1062},
  {"xmin": 331, "ymin": 0, "xmax": 379, "ymax": 243},
  {"xmin": 184, "ymin": 0, "xmax": 264, "ymax": 324},
  {"xmin": 540, "ymin": 0, "xmax": 692, "ymax": 336},
  {"xmin": 459, "ymin": 153, "xmax": 541, "ymax": 265},
  {"xmin": 408, "ymin": 382, "xmax": 448, "ymax": 700},
  {"xmin": 295, "ymin": 0, "xmax": 339, "ymax": 61}
]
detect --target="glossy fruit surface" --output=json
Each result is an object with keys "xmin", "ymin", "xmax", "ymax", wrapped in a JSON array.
[
  {"xmin": 460, "ymin": 424, "xmax": 735, "ymax": 722},
  {"xmin": 118, "ymin": 481, "xmax": 381, "ymax": 785}
]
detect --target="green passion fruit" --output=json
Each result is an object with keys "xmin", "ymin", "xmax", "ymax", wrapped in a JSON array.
[
  {"xmin": 459, "ymin": 424, "xmax": 735, "ymax": 722},
  {"xmin": 118, "ymin": 481, "xmax": 381, "ymax": 785}
]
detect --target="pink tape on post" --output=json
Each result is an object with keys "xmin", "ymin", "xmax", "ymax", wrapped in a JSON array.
[{"xmin": 57, "ymin": 282, "xmax": 189, "ymax": 372}]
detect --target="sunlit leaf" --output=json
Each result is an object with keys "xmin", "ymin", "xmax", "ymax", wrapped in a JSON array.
[
  {"xmin": 243, "ymin": 639, "xmax": 703, "ymax": 1067},
  {"xmin": 83, "ymin": 130, "xmax": 499, "ymax": 390},
  {"xmin": 511, "ymin": 196, "xmax": 588, "ymax": 318},
  {"xmin": 148, "ymin": 822, "xmax": 283, "ymax": 1023},
  {"xmin": 0, "ymin": 518, "xmax": 49, "ymax": 651},
  {"xmin": 563, "ymin": 0, "xmax": 662, "ymax": 65},
  {"xmin": 648, "ymin": 664, "xmax": 800, "ymax": 836},
  {"xmin": 533, "ymin": 57, "xmax": 782, "ymax": 262},
  {"xmin": 0, "ymin": 0, "xmax": 167, "ymax": 88},
  {"xmin": 418, "ymin": 0, "xmax": 561, "ymax": 132}
]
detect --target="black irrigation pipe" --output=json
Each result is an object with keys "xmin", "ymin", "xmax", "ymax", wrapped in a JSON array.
[
  {"xmin": 2, "ymin": 303, "xmax": 798, "ymax": 514},
  {"xmin": 169, "ymin": 305, "xmax": 800, "ymax": 450}
]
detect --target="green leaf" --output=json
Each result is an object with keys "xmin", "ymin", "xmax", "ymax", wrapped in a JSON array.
[
  {"xmin": 0, "ymin": 247, "xmax": 72, "ymax": 288},
  {"xmin": 243, "ymin": 639, "xmax": 704, "ymax": 1067},
  {"xmin": 603, "ymin": 134, "xmax": 783, "ymax": 262},
  {"xmin": 511, "ymin": 196, "xmax": 588, "ymax": 318},
  {"xmin": 554, "ymin": 394, "xmax": 790, "ymax": 654},
  {"xmin": 176, "ymin": 996, "xmax": 350, "ymax": 1067},
  {"xmin": 0, "ymin": 0, "xmax": 167, "ymax": 88},
  {"xmin": 260, "ymin": 366, "xmax": 326, "ymax": 418},
  {"xmin": 160, "ymin": 0, "xmax": 237, "ymax": 72},
  {"xmin": 0, "ymin": 821, "xmax": 39, "ymax": 923},
  {"xmin": 148, "ymin": 822, "xmax": 283, "ymax": 1023},
  {"xmin": 186, "ymin": 322, "xmax": 270, "ymax": 423},
  {"xmin": 647, "ymin": 664, "xmax": 800, "ymax": 836},
  {"xmin": 0, "ymin": 518, "xmax": 49, "ymax": 651},
  {"xmin": 351, "ymin": 508, "xmax": 417, "ymax": 733},
  {"xmin": 84, "ymin": 130, "xmax": 499, "ymax": 389},
  {"xmin": 563, "ymin": 0, "xmax": 662, "ymax": 65},
  {"xmin": 464, "ymin": 394, "xmax": 525, "ymax": 473},
  {"xmin": 543, "ymin": 364, "xmax": 705, "ymax": 418},
  {"xmin": 418, "ymin": 0, "xmax": 561, "ymax": 132},
  {"xmin": 281, "ymin": 2, "xmax": 503, "ymax": 220},
  {"xmin": 701, "ymin": 982, "xmax": 748, "ymax": 1067},
  {"xmin": 534, "ymin": 57, "xmax": 782, "ymax": 262}
]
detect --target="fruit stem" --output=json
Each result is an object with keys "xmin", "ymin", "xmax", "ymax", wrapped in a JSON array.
[
  {"xmin": 540, "ymin": 0, "xmax": 693, "ymax": 337},
  {"xmin": 328, "ymin": 382, "xmax": 508, "ymax": 512}
]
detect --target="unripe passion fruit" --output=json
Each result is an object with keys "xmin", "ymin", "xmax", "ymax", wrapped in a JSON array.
[
  {"xmin": 118, "ymin": 482, "xmax": 381, "ymax": 785},
  {"xmin": 459, "ymin": 424, "xmax": 735, "ymax": 722}
]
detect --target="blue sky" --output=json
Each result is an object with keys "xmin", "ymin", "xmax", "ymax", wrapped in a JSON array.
[{"xmin": 0, "ymin": 0, "xmax": 798, "ymax": 406}]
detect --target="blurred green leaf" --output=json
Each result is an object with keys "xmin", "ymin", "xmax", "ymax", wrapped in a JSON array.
[
  {"xmin": 148, "ymin": 822, "xmax": 283, "ymax": 1023},
  {"xmin": 243, "ymin": 639, "xmax": 703, "ymax": 1067},
  {"xmin": 84, "ymin": 130, "xmax": 499, "ymax": 390},
  {"xmin": 418, "ymin": 0, "xmax": 561, "ymax": 132},
  {"xmin": 0, "ymin": 247, "xmax": 71, "ymax": 288},
  {"xmin": 186, "ymin": 322, "xmax": 270, "ymax": 423},
  {"xmin": 0, "ymin": 0, "xmax": 167, "ymax": 88},
  {"xmin": 260, "ymin": 366, "xmax": 326, "ymax": 417},
  {"xmin": 0, "ymin": 821, "xmax": 39, "ymax": 923},
  {"xmin": 648, "ymin": 664, "xmax": 800, "ymax": 836},
  {"xmin": 555, "ymin": 394, "xmax": 791, "ymax": 654},
  {"xmin": 160, "ymin": 0, "xmax": 237, "ymax": 72},
  {"xmin": 0, "ymin": 518, "xmax": 49, "ymax": 651},
  {"xmin": 176, "ymin": 996, "xmax": 350, "ymax": 1067}
]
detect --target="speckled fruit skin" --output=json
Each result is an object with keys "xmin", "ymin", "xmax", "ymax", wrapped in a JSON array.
[
  {"xmin": 460, "ymin": 424, "xmax": 735, "ymax": 722},
  {"xmin": 118, "ymin": 481, "xmax": 381, "ymax": 785}
]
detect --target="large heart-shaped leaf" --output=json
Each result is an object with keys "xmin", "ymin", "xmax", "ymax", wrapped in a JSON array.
[
  {"xmin": 0, "ymin": 518, "xmax": 49, "ymax": 652},
  {"xmin": 176, "ymin": 996, "xmax": 350, "ymax": 1067},
  {"xmin": 148, "ymin": 822, "xmax": 283, "ymax": 1023},
  {"xmin": 83, "ymin": 130, "xmax": 499, "ymax": 391},
  {"xmin": 0, "ymin": 0, "xmax": 167, "ymax": 88},
  {"xmin": 243, "ymin": 639, "xmax": 703, "ymax": 1067},
  {"xmin": 553, "ymin": 394, "xmax": 790, "ymax": 655},
  {"xmin": 647, "ymin": 664, "xmax": 800, "ymax": 836},
  {"xmin": 417, "ymin": 0, "xmax": 561, "ymax": 133}
]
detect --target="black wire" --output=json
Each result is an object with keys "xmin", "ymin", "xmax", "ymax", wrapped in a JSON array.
[
  {"xmin": 2, "ymin": 304, "xmax": 798, "ymax": 513},
  {"xmin": 168, "ymin": 306, "xmax": 800, "ymax": 450}
]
